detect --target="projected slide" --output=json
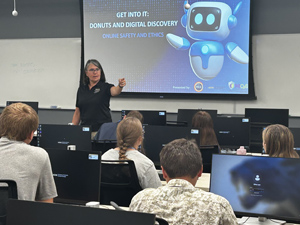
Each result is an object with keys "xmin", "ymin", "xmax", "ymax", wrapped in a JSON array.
[{"xmin": 83, "ymin": 0, "xmax": 250, "ymax": 95}]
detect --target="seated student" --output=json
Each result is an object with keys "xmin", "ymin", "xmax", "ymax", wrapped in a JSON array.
[
  {"xmin": 263, "ymin": 124, "xmax": 299, "ymax": 158},
  {"xmin": 192, "ymin": 110, "xmax": 219, "ymax": 147},
  {"xmin": 93, "ymin": 110, "xmax": 144, "ymax": 141},
  {"xmin": 0, "ymin": 103, "xmax": 57, "ymax": 202},
  {"xmin": 129, "ymin": 138, "xmax": 238, "ymax": 225},
  {"xmin": 101, "ymin": 117, "xmax": 161, "ymax": 189}
]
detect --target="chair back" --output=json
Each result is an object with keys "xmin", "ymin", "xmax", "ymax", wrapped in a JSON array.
[
  {"xmin": 100, "ymin": 160, "xmax": 142, "ymax": 207},
  {"xmin": 0, "ymin": 180, "xmax": 18, "ymax": 225}
]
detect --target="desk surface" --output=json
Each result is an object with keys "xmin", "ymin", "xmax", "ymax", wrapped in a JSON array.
[
  {"xmin": 98, "ymin": 205, "xmax": 299, "ymax": 225},
  {"xmin": 160, "ymin": 173, "xmax": 210, "ymax": 192}
]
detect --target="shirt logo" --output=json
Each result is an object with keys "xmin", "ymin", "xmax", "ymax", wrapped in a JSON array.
[{"xmin": 94, "ymin": 88, "xmax": 100, "ymax": 93}]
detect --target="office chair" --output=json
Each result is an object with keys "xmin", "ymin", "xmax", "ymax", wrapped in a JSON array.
[
  {"xmin": 199, "ymin": 145, "xmax": 219, "ymax": 173},
  {"xmin": 0, "ymin": 180, "xmax": 18, "ymax": 225},
  {"xmin": 93, "ymin": 122, "xmax": 118, "ymax": 141},
  {"xmin": 92, "ymin": 122, "xmax": 118, "ymax": 153},
  {"xmin": 100, "ymin": 160, "xmax": 142, "ymax": 207}
]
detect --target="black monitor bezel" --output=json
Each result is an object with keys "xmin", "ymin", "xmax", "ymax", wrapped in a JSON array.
[
  {"xmin": 245, "ymin": 108, "xmax": 289, "ymax": 126},
  {"xmin": 46, "ymin": 149, "xmax": 101, "ymax": 204},
  {"xmin": 6, "ymin": 101, "xmax": 39, "ymax": 114},
  {"xmin": 143, "ymin": 125, "xmax": 200, "ymax": 166},
  {"xmin": 37, "ymin": 124, "xmax": 92, "ymax": 151},
  {"xmin": 177, "ymin": 109, "xmax": 218, "ymax": 127},
  {"xmin": 210, "ymin": 154, "xmax": 300, "ymax": 223},
  {"xmin": 122, "ymin": 110, "xmax": 167, "ymax": 126},
  {"xmin": 6, "ymin": 199, "xmax": 156, "ymax": 225},
  {"xmin": 214, "ymin": 116, "xmax": 251, "ymax": 148}
]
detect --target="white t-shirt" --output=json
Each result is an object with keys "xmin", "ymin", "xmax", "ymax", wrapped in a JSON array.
[{"xmin": 102, "ymin": 149, "xmax": 161, "ymax": 189}]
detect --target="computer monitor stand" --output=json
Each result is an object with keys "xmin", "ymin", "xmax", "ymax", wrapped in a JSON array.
[{"xmin": 238, "ymin": 217, "xmax": 286, "ymax": 225}]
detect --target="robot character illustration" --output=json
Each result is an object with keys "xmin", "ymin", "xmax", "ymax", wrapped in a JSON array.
[{"xmin": 166, "ymin": 0, "xmax": 249, "ymax": 80}]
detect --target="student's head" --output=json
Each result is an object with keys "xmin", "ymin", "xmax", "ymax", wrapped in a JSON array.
[
  {"xmin": 126, "ymin": 110, "xmax": 144, "ymax": 124},
  {"xmin": 160, "ymin": 138, "xmax": 203, "ymax": 180},
  {"xmin": 117, "ymin": 117, "xmax": 143, "ymax": 160},
  {"xmin": 192, "ymin": 111, "xmax": 214, "ymax": 128},
  {"xmin": 84, "ymin": 59, "xmax": 106, "ymax": 84},
  {"xmin": 262, "ymin": 124, "xmax": 299, "ymax": 158},
  {"xmin": 0, "ymin": 103, "xmax": 38, "ymax": 142},
  {"xmin": 191, "ymin": 111, "xmax": 218, "ymax": 146}
]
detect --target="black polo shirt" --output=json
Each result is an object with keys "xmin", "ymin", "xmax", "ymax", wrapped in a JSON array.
[{"xmin": 76, "ymin": 81, "xmax": 114, "ymax": 132}]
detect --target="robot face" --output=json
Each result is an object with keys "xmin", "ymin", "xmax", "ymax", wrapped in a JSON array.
[
  {"xmin": 186, "ymin": 2, "xmax": 232, "ymax": 41},
  {"xmin": 189, "ymin": 7, "xmax": 221, "ymax": 32}
]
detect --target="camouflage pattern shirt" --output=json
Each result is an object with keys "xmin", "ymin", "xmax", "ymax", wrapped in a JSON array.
[{"xmin": 129, "ymin": 179, "xmax": 238, "ymax": 225}]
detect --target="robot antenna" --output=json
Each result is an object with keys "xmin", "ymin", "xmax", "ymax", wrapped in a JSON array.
[{"xmin": 185, "ymin": 0, "xmax": 190, "ymax": 10}]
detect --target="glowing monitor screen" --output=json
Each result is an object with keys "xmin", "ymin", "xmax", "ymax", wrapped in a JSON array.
[
  {"xmin": 210, "ymin": 154, "xmax": 300, "ymax": 223},
  {"xmin": 82, "ymin": 0, "xmax": 252, "ymax": 99}
]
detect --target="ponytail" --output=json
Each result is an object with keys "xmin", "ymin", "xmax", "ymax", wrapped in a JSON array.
[{"xmin": 119, "ymin": 139, "xmax": 129, "ymax": 160}]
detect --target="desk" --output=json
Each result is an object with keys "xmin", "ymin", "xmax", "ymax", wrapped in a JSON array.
[
  {"xmin": 97, "ymin": 205, "xmax": 299, "ymax": 225},
  {"xmin": 160, "ymin": 173, "xmax": 210, "ymax": 192}
]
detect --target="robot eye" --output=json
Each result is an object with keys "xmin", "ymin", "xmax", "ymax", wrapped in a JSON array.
[
  {"xmin": 195, "ymin": 13, "xmax": 203, "ymax": 25},
  {"xmin": 206, "ymin": 14, "xmax": 215, "ymax": 25}
]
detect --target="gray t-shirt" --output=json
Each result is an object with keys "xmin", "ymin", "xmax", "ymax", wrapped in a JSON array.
[
  {"xmin": 102, "ymin": 149, "xmax": 161, "ymax": 189},
  {"xmin": 0, "ymin": 137, "xmax": 57, "ymax": 201}
]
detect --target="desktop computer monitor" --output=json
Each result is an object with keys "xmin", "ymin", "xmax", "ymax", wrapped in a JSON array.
[
  {"xmin": 91, "ymin": 140, "xmax": 117, "ymax": 153},
  {"xmin": 6, "ymin": 199, "xmax": 156, "ymax": 225},
  {"xmin": 210, "ymin": 154, "xmax": 300, "ymax": 224},
  {"xmin": 37, "ymin": 124, "xmax": 92, "ymax": 151},
  {"xmin": 6, "ymin": 101, "xmax": 38, "ymax": 114},
  {"xmin": 46, "ymin": 149, "xmax": 101, "ymax": 204},
  {"xmin": 214, "ymin": 117, "xmax": 250, "ymax": 149},
  {"xmin": 143, "ymin": 125, "xmax": 200, "ymax": 167},
  {"xmin": 290, "ymin": 128, "xmax": 300, "ymax": 150},
  {"xmin": 177, "ymin": 109, "xmax": 217, "ymax": 127},
  {"xmin": 245, "ymin": 108, "xmax": 289, "ymax": 126},
  {"xmin": 121, "ymin": 110, "xmax": 166, "ymax": 126}
]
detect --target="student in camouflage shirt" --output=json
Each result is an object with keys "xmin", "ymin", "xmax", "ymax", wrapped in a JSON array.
[{"xmin": 129, "ymin": 138, "xmax": 238, "ymax": 225}]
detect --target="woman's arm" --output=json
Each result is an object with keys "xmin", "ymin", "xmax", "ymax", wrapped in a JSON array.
[
  {"xmin": 72, "ymin": 107, "xmax": 81, "ymax": 125},
  {"xmin": 111, "ymin": 78, "xmax": 126, "ymax": 96}
]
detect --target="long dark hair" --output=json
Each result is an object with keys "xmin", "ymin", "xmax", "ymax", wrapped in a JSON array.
[
  {"xmin": 83, "ymin": 59, "xmax": 106, "ymax": 85},
  {"xmin": 192, "ymin": 111, "xmax": 219, "ymax": 146}
]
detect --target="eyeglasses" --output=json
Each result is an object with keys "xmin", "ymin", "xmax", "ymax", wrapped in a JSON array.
[
  {"xmin": 88, "ymin": 68, "xmax": 100, "ymax": 72},
  {"xmin": 142, "ymin": 130, "xmax": 145, "ymax": 138}
]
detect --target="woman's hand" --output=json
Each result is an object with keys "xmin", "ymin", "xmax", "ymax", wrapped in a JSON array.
[
  {"xmin": 111, "ymin": 78, "xmax": 126, "ymax": 96},
  {"xmin": 118, "ymin": 78, "xmax": 126, "ymax": 88}
]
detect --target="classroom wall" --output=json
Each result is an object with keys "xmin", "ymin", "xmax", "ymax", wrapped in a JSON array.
[{"xmin": 1, "ymin": 0, "xmax": 300, "ymax": 115}]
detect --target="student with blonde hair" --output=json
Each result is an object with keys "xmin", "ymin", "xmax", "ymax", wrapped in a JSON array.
[
  {"xmin": 263, "ymin": 124, "xmax": 299, "ymax": 158},
  {"xmin": 0, "ymin": 103, "xmax": 57, "ymax": 202},
  {"xmin": 102, "ymin": 117, "xmax": 161, "ymax": 189}
]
